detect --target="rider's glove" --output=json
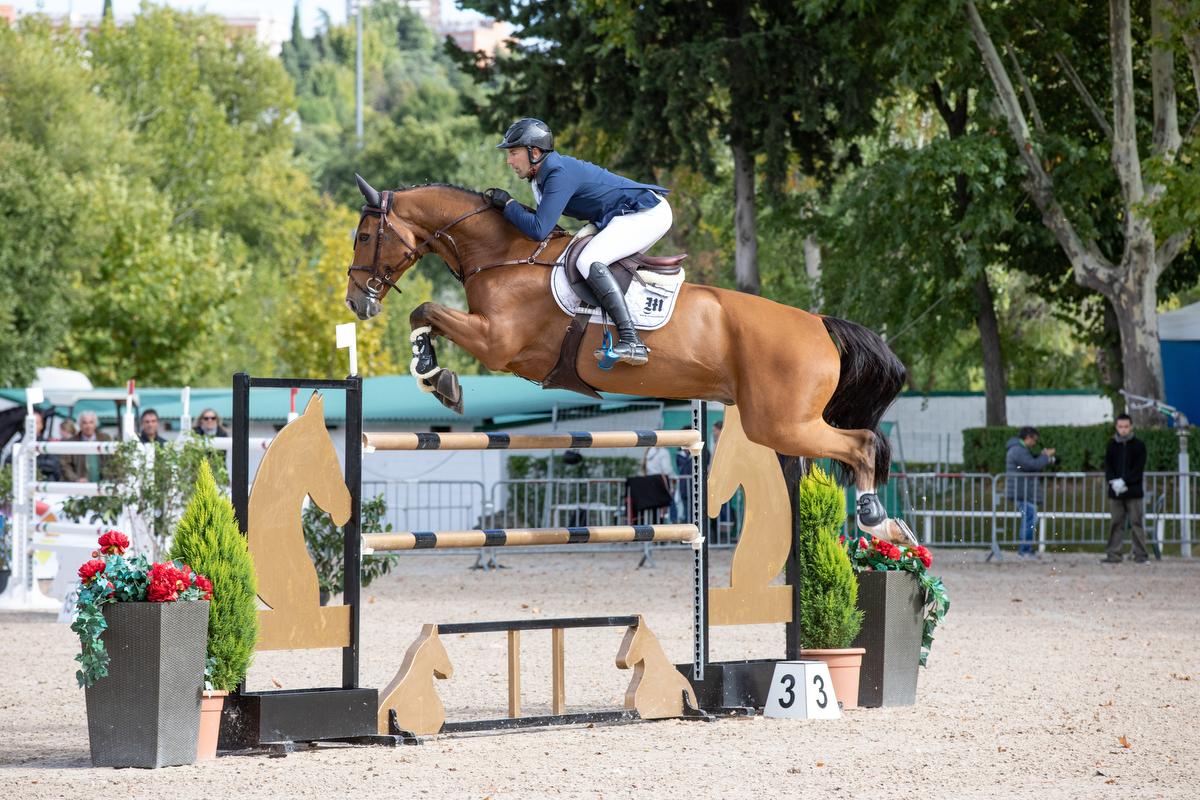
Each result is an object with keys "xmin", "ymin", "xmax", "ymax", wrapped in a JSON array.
[
  {"xmin": 1110, "ymin": 478, "xmax": 1127, "ymax": 495},
  {"xmin": 484, "ymin": 188, "xmax": 512, "ymax": 210}
]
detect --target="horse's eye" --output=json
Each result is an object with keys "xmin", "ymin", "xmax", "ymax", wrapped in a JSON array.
[{"xmin": 359, "ymin": 233, "xmax": 370, "ymax": 242}]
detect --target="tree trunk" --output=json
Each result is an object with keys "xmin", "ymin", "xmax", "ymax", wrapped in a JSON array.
[
  {"xmin": 1111, "ymin": 250, "xmax": 1166, "ymax": 427},
  {"xmin": 731, "ymin": 141, "xmax": 761, "ymax": 295},
  {"xmin": 972, "ymin": 274, "xmax": 1008, "ymax": 426}
]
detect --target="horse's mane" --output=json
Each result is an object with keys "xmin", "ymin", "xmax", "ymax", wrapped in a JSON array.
[
  {"xmin": 391, "ymin": 182, "xmax": 570, "ymax": 238},
  {"xmin": 393, "ymin": 182, "xmax": 484, "ymax": 200}
]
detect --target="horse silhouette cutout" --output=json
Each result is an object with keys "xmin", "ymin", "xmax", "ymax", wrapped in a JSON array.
[
  {"xmin": 707, "ymin": 405, "xmax": 794, "ymax": 626},
  {"xmin": 344, "ymin": 182, "xmax": 913, "ymax": 544},
  {"xmin": 249, "ymin": 392, "xmax": 354, "ymax": 650},
  {"xmin": 615, "ymin": 616, "xmax": 698, "ymax": 719},
  {"xmin": 377, "ymin": 624, "xmax": 454, "ymax": 736}
]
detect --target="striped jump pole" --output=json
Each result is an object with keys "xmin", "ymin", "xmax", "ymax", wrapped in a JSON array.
[
  {"xmin": 363, "ymin": 429, "xmax": 702, "ymax": 452},
  {"xmin": 363, "ymin": 524, "xmax": 700, "ymax": 552}
]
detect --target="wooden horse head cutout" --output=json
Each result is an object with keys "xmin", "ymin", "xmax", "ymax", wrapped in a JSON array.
[{"xmin": 249, "ymin": 390, "xmax": 353, "ymax": 651}]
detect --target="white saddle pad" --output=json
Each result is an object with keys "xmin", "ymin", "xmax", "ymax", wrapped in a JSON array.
[{"xmin": 549, "ymin": 229, "xmax": 685, "ymax": 331}]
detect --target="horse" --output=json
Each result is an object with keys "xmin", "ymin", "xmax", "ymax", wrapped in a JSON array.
[
  {"xmin": 377, "ymin": 624, "xmax": 454, "ymax": 736},
  {"xmin": 344, "ymin": 178, "xmax": 911, "ymax": 542},
  {"xmin": 249, "ymin": 392, "xmax": 354, "ymax": 650},
  {"xmin": 615, "ymin": 616, "xmax": 700, "ymax": 719}
]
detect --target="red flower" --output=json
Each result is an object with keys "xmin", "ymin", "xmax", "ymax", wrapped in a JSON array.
[
  {"xmin": 914, "ymin": 545, "xmax": 933, "ymax": 568},
  {"xmin": 876, "ymin": 540, "xmax": 902, "ymax": 561},
  {"xmin": 147, "ymin": 562, "xmax": 187, "ymax": 602},
  {"xmin": 78, "ymin": 559, "xmax": 106, "ymax": 584},
  {"xmin": 194, "ymin": 574, "xmax": 213, "ymax": 601},
  {"xmin": 857, "ymin": 537, "xmax": 869, "ymax": 550},
  {"xmin": 97, "ymin": 530, "xmax": 130, "ymax": 555}
]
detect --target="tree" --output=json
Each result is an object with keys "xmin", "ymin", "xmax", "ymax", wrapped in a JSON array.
[{"xmin": 965, "ymin": 0, "xmax": 1200, "ymax": 423}]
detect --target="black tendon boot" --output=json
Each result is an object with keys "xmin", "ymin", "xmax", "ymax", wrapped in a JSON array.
[{"xmin": 585, "ymin": 262, "xmax": 649, "ymax": 366}]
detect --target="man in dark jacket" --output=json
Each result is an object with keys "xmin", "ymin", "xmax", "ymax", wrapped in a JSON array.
[
  {"xmin": 1101, "ymin": 414, "xmax": 1149, "ymax": 564},
  {"xmin": 138, "ymin": 408, "xmax": 168, "ymax": 445},
  {"xmin": 1004, "ymin": 426, "xmax": 1056, "ymax": 558}
]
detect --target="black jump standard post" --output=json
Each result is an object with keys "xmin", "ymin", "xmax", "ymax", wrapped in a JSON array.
[{"xmin": 220, "ymin": 372, "xmax": 387, "ymax": 752}]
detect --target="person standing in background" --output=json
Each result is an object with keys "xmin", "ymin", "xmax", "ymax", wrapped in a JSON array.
[{"xmin": 1101, "ymin": 414, "xmax": 1149, "ymax": 564}]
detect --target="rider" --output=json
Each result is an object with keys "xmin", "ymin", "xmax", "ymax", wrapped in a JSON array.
[{"xmin": 484, "ymin": 118, "xmax": 672, "ymax": 367}]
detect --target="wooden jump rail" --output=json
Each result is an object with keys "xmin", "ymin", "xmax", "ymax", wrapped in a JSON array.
[
  {"xmin": 363, "ymin": 524, "xmax": 700, "ymax": 552},
  {"xmin": 362, "ymin": 429, "xmax": 702, "ymax": 452}
]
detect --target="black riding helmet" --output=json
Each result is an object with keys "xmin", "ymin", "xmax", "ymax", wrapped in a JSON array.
[{"xmin": 496, "ymin": 118, "xmax": 554, "ymax": 166}]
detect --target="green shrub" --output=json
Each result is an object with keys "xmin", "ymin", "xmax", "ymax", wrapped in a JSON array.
[
  {"xmin": 797, "ymin": 465, "xmax": 862, "ymax": 649},
  {"xmin": 962, "ymin": 424, "xmax": 1198, "ymax": 473},
  {"xmin": 168, "ymin": 460, "xmax": 257, "ymax": 691}
]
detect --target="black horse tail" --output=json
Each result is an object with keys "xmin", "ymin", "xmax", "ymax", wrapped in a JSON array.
[{"xmin": 820, "ymin": 316, "xmax": 907, "ymax": 488}]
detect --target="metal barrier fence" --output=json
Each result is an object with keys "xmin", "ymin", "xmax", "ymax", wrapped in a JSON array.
[{"xmin": 899, "ymin": 471, "xmax": 1198, "ymax": 556}]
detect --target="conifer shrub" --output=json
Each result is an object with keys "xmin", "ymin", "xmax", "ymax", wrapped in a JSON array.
[
  {"xmin": 168, "ymin": 460, "xmax": 258, "ymax": 691},
  {"xmin": 797, "ymin": 465, "xmax": 863, "ymax": 649}
]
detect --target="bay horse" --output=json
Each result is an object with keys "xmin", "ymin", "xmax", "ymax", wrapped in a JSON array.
[{"xmin": 344, "ymin": 178, "xmax": 911, "ymax": 542}]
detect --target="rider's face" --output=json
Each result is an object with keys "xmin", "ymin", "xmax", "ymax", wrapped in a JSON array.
[{"xmin": 506, "ymin": 147, "xmax": 539, "ymax": 179}]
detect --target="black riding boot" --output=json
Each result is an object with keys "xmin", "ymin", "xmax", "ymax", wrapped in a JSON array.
[{"xmin": 586, "ymin": 262, "xmax": 649, "ymax": 366}]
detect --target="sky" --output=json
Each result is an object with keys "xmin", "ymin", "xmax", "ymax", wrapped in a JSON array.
[{"xmin": 7, "ymin": 0, "xmax": 482, "ymax": 37}]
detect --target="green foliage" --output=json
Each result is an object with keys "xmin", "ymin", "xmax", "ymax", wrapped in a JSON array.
[
  {"xmin": 168, "ymin": 461, "xmax": 258, "ymax": 692},
  {"xmin": 961, "ymin": 424, "xmax": 1200, "ymax": 473},
  {"xmin": 302, "ymin": 494, "xmax": 395, "ymax": 595},
  {"xmin": 796, "ymin": 465, "xmax": 862, "ymax": 650},
  {"xmin": 63, "ymin": 438, "xmax": 229, "ymax": 558},
  {"xmin": 505, "ymin": 454, "xmax": 639, "ymax": 480}
]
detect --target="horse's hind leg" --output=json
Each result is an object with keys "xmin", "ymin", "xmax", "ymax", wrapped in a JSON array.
[{"xmin": 740, "ymin": 415, "xmax": 916, "ymax": 546}]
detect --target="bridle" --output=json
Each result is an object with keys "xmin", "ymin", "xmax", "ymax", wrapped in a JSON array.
[{"xmin": 346, "ymin": 189, "xmax": 566, "ymax": 301}]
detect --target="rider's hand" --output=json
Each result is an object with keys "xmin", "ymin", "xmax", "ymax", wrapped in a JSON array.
[
  {"xmin": 1043, "ymin": 447, "xmax": 1056, "ymax": 457},
  {"xmin": 484, "ymin": 188, "xmax": 512, "ymax": 210}
]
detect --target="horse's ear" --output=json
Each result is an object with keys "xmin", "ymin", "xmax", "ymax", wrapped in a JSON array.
[{"xmin": 355, "ymin": 173, "xmax": 381, "ymax": 208}]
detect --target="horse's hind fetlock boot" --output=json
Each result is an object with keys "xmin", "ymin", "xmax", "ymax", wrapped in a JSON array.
[{"xmin": 586, "ymin": 262, "xmax": 649, "ymax": 366}]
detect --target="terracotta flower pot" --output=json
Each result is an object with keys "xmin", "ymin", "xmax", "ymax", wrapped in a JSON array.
[
  {"xmin": 197, "ymin": 690, "xmax": 228, "ymax": 760},
  {"xmin": 800, "ymin": 647, "xmax": 866, "ymax": 710}
]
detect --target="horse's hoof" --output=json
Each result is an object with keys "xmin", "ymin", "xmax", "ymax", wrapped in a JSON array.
[
  {"xmin": 433, "ymin": 369, "xmax": 463, "ymax": 415},
  {"xmin": 855, "ymin": 493, "xmax": 887, "ymax": 526}
]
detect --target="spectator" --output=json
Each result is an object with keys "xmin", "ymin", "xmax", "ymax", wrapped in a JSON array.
[
  {"xmin": 193, "ymin": 409, "xmax": 229, "ymax": 438},
  {"xmin": 1004, "ymin": 426, "xmax": 1056, "ymax": 559},
  {"xmin": 640, "ymin": 443, "xmax": 677, "ymax": 522},
  {"xmin": 58, "ymin": 418, "xmax": 77, "ymax": 440},
  {"xmin": 1101, "ymin": 414, "xmax": 1149, "ymax": 564},
  {"xmin": 138, "ymin": 408, "xmax": 168, "ymax": 445},
  {"xmin": 61, "ymin": 411, "xmax": 113, "ymax": 483}
]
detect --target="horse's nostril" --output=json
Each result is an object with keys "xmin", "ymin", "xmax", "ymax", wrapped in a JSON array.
[{"xmin": 346, "ymin": 298, "xmax": 357, "ymax": 313}]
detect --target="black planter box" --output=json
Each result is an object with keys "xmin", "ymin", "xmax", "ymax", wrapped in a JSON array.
[
  {"xmin": 84, "ymin": 601, "xmax": 209, "ymax": 768},
  {"xmin": 852, "ymin": 571, "xmax": 923, "ymax": 707}
]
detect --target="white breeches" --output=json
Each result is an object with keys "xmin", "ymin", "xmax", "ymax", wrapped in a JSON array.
[{"xmin": 576, "ymin": 194, "xmax": 672, "ymax": 278}]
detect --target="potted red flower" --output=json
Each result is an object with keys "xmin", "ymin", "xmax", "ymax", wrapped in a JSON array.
[
  {"xmin": 842, "ymin": 534, "xmax": 950, "ymax": 707},
  {"xmin": 72, "ymin": 530, "xmax": 214, "ymax": 768}
]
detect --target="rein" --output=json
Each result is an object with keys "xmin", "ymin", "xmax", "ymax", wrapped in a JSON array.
[{"xmin": 346, "ymin": 191, "xmax": 564, "ymax": 298}]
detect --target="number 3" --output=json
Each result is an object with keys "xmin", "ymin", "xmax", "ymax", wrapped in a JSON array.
[
  {"xmin": 812, "ymin": 674, "xmax": 828, "ymax": 709},
  {"xmin": 778, "ymin": 673, "xmax": 796, "ymax": 708}
]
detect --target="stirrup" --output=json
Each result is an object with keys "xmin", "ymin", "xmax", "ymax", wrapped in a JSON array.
[{"xmin": 594, "ymin": 330, "xmax": 649, "ymax": 369}]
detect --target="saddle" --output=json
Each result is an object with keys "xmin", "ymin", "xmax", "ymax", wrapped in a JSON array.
[
  {"xmin": 543, "ymin": 234, "xmax": 687, "ymax": 398},
  {"xmin": 561, "ymin": 233, "xmax": 686, "ymax": 307}
]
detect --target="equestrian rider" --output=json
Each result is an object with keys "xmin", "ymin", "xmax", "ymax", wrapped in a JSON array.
[{"xmin": 484, "ymin": 118, "xmax": 672, "ymax": 367}]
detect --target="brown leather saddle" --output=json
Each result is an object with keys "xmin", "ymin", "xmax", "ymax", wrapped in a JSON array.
[
  {"xmin": 561, "ymin": 233, "xmax": 686, "ymax": 307},
  {"xmin": 543, "ymin": 237, "xmax": 687, "ymax": 397}
]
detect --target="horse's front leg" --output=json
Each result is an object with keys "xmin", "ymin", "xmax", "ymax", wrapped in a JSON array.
[{"xmin": 409, "ymin": 302, "xmax": 515, "ymax": 414}]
